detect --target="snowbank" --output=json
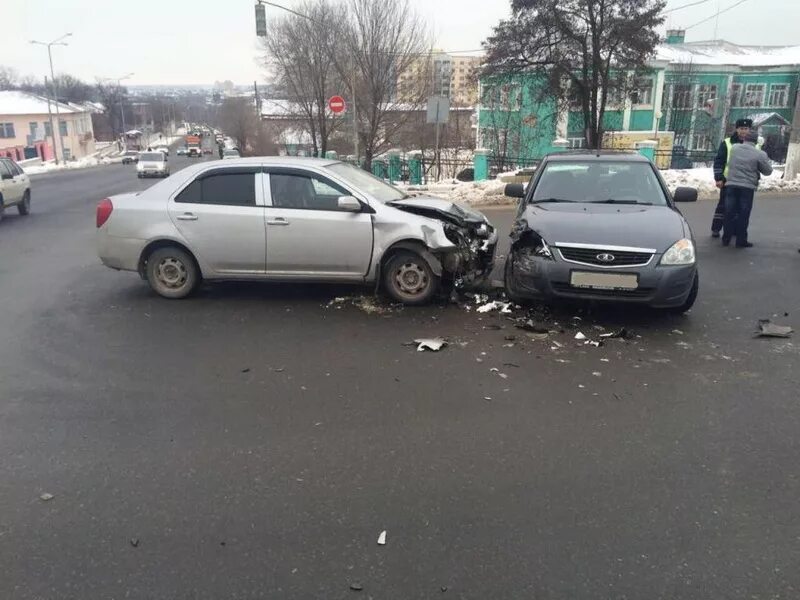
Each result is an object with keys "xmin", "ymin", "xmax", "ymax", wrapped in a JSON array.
[
  {"xmin": 23, "ymin": 155, "xmax": 123, "ymax": 175},
  {"xmin": 413, "ymin": 168, "xmax": 800, "ymax": 206}
]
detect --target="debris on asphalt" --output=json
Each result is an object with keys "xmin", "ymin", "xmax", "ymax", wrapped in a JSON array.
[
  {"xmin": 414, "ymin": 338, "xmax": 448, "ymax": 352},
  {"xmin": 592, "ymin": 371, "xmax": 602, "ymax": 377},
  {"xmin": 39, "ymin": 493, "xmax": 54, "ymax": 501},
  {"xmin": 755, "ymin": 319, "xmax": 794, "ymax": 338},
  {"xmin": 484, "ymin": 396, "xmax": 492, "ymax": 401},
  {"xmin": 585, "ymin": 340, "xmax": 603, "ymax": 348},
  {"xmin": 672, "ymin": 329, "xmax": 684, "ymax": 335},
  {"xmin": 241, "ymin": 368, "xmax": 251, "ymax": 373},
  {"xmin": 600, "ymin": 358, "xmax": 610, "ymax": 362},
  {"xmin": 574, "ymin": 332, "xmax": 587, "ymax": 340},
  {"xmin": 599, "ymin": 328, "xmax": 632, "ymax": 340},
  {"xmin": 130, "ymin": 538, "xmax": 140, "ymax": 548},
  {"xmin": 503, "ymin": 362, "xmax": 520, "ymax": 368},
  {"xmin": 377, "ymin": 530, "xmax": 387, "ymax": 545},
  {"xmin": 476, "ymin": 300, "xmax": 512, "ymax": 314},
  {"xmin": 441, "ymin": 585, "xmax": 448, "ymax": 592},
  {"xmin": 349, "ymin": 582, "xmax": 364, "ymax": 591},
  {"xmin": 326, "ymin": 295, "xmax": 394, "ymax": 315}
]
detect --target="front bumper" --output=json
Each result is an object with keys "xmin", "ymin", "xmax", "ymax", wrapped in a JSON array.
[
  {"xmin": 441, "ymin": 227, "xmax": 498, "ymax": 285},
  {"xmin": 506, "ymin": 249, "xmax": 696, "ymax": 308}
]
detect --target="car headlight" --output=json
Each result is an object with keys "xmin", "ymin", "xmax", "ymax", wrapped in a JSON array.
[{"xmin": 660, "ymin": 238, "xmax": 695, "ymax": 265}]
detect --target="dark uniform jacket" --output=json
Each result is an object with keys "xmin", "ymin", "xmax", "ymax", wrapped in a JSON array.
[{"xmin": 712, "ymin": 131, "xmax": 744, "ymax": 183}]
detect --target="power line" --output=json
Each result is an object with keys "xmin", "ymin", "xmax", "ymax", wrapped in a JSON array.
[
  {"xmin": 663, "ymin": 0, "xmax": 714, "ymax": 14},
  {"xmin": 684, "ymin": 0, "xmax": 751, "ymax": 29}
]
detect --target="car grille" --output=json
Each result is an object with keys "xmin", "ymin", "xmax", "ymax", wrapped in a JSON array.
[
  {"xmin": 558, "ymin": 246, "xmax": 653, "ymax": 267},
  {"xmin": 552, "ymin": 283, "xmax": 653, "ymax": 298}
]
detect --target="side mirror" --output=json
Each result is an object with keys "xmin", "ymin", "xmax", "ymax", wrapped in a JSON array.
[
  {"xmin": 673, "ymin": 186, "xmax": 698, "ymax": 203},
  {"xmin": 504, "ymin": 183, "xmax": 526, "ymax": 198},
  {"xmin": 338, "ymin": 195, "xmax": 362, "ymax": 212}
]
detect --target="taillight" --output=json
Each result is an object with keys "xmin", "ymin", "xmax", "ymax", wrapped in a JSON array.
[{"xmin": 96, "ymin": 198, "xmax": 113, "ymax": 228}]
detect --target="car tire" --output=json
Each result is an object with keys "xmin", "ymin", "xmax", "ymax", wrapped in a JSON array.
[
  {"xmin": 145, "ymin": 246, "xmax": 200, "ymax": 299},
  {"xmin": 382, "ymin": 250, "xmax": 439, "ymax": 305},
  {"xmin": 17, "ymin": 191, "xmax": 31, "ymax": 216},
  {"xmin": 667, "ymin": 271, "xmax": 699, "ymax": 314}
]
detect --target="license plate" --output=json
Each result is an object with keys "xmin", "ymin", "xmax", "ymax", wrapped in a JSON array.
[{"xmin": 570, "ymin": 271, "xmax": 638, "ymax": 290}]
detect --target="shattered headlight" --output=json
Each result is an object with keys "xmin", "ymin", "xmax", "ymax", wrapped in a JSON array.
[
  {"xmin": 535, "ymin": 239, "xmax": 553, "ymax": 259},
  {"xmin": 660, "ymin": 238, "xmax": 695, "ymax": 265},
  {"xmin": 475, "ymin": 223, "xmax": 491, "ymax": 238}
]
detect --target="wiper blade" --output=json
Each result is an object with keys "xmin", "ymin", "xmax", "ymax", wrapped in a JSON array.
[
  {"xmin": 530, "ymin": 197, "xmax": 577, "ymax": 204},
  {"xmin": 591, "ymin": 199, "xmax": 653, "ymax": 205}
]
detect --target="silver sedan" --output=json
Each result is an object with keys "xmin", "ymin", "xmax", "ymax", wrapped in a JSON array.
[{"xmin": 96, "ymin": 157, "xmax": 497, "ymax": 303}]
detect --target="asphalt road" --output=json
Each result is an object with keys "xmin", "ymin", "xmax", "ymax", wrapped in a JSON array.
[{"xmin": 1, "ymin": 157, "xmax": 799, "ymax": 599}]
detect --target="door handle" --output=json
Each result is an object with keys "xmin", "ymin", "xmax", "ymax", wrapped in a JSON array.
[
  {"xmin": 176, "ymin": 213, "xmax": 198, "ymax": 221},
  {"xmin": 267, "ymin": 217, "xmax": 290, "ymax": 226}
]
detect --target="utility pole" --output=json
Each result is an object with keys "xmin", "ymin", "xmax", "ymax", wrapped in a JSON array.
[
  {"xmin": 785, "ymin": 85, "xmax": 800, "ymax": 181},
  {"xmin": 31, "ymin": 33, "xmax": 72, "ymax": 163},
  {"xmin": 43, "ymin": 77, "xmax": 58, "ymax": 165},
  {"xmin": 101, "ymin": 74, "xmax": 134, "ymax": 148}
]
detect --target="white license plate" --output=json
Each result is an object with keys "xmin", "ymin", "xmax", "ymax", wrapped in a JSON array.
[{"xmin": 570, "ymin": 271, "xmax": 638, "ymax": 290}]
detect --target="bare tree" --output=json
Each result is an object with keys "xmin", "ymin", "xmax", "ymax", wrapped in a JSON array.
[
  {"xmin": 219, "ymin": 97, "xmax": 260, "ymax": 153},
  {"xmin": 483, "ymin": 0, "xmax": 665, "ymax": 149},
  {"xmin": 261, "ymin": 0, "xmax": 346, "ymax": 157},
  {"xmin": 0, "ymin": 66, "xmax": 19, "ymax": 90},
  {"xmin": 336, "ymin": 0, "xmax": 432, "ymax": 168}
]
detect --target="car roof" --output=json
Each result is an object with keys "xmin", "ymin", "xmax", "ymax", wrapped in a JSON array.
[
  {"xmin": 544, "ymin": 150, "xmax": 650, "ymax": 162},
  {"xmin": 202, "ymin": 156, "xmax": 339, "ymax": 168}
]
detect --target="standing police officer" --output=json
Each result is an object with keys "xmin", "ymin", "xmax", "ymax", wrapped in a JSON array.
[{"xmin": 711, "ymin": 118, "xmax": 754, "ymax": 237}]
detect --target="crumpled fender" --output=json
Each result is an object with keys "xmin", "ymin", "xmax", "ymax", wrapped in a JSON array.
[{"xmin": 384, "ymin": 239, "xmax": 444, "ymax": 276}]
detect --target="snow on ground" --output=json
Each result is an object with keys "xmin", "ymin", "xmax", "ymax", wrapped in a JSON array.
[{"xmin": 409, "ymin": 168, "xmax": 800, "ymax": 206}]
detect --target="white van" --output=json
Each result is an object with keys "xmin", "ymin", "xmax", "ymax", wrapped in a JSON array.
[{"xmin": 136, "ymin": 151, "xmax": 170, "ymax": 178}]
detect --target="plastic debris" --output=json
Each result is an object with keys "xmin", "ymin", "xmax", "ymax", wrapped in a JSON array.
[
  {"xmin": 241, "ymin": 368, "xmax": 251, "ymax": 373},
  {"xmin": 350, "ymin": 583, "xmax": 364, "ymax": 591},
  {"xmin": 592, "ymin": 371, "xmax": 602, "ymax": 377},
  {"xmin": 574, "ymin": 332, "xmax": 587, "ymax": 340},
  {"xmin": 484, "ymin": 396, "xmax": 492, "ymax": 401},
  {"xmin": 477, "ymin": 301, "xmax": 512, "ymax": 314},
  {"xmin": 755, "ymin": 320, "xmax": 794, "ymax": 338},
  {"xmin": 130, "ymin": 538, "xmax": 140, "ymax": 548},
  {"xmin": 377, "ymin": 530, "xmax": 387, "ymax": 545},
  {"xmin": 599, "ymin": 328, "xmax": 631, "ymax": 339},
  {"xmin": 39, "ymin": 493, "xmax": 54, "ymax": 501},
  {"xmin": 414, "ymin": 338, "xmax": 447, "ymax": 352},
  {"xmin": 672, "ymin": 329, "xmax": 684, "ymax": 335},
  {"xmin": 585, "ymin": 340, "xmax": 602, "ymax": 348}
]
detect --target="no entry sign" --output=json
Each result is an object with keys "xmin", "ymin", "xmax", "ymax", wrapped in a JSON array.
[{"xmin": 328, "ymin": 96, "xmax": 346, "ymax": 114}]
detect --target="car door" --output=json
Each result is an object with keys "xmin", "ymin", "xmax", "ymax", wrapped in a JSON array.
[
  {"xmin": 0, "ymin": 160, "xmax": 22, "ymax": 205},
  {"xmin": 9, "ymin": 161, "xmax": 29, "ymax": 202},
  {"xmin": 264, "ymin": 168, "xmax": 373, "ymax": 278},
  {"xmin": 167, "ymin": 166, "xmax": 266, "ymax": 275}
]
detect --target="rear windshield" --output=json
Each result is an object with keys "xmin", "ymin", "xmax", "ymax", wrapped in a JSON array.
[
  {"xmin": 532, "ymin": 161, "xmax": 668, "ymax": 206},
  {"xmin": 223, "ymin": 150, "xmax": 239, "ymax": 156},
  {"xmin": 139, "ymin": 152, "xmax": 164, "ymax": 161}
]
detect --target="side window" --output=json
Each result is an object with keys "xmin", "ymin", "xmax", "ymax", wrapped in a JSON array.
[
  {"xmin": 270, "ymin": 173, "xmax": 349, "ymax": 211},
  {"xmin": 10, "ymin": 161, "xmax": 23, "ymax": 176},
  {"xmin": 0, "ymin": 160, "xmax": 12, "ymax": 179},
  {"xmin": 176, "ymin": 173, "xmax": 255, "ymax": 206}
]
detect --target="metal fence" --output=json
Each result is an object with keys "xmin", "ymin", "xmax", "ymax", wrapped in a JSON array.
[{"xmin": 488, "ymin": 156, "xmax": 541, "ymax": 179}]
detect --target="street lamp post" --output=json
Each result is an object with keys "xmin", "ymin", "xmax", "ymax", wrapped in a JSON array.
[{"xmin": 31, "ymin": 33, "xmax": 72, "ymax": 164}]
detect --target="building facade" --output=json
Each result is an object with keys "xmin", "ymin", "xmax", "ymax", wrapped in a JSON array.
[
  {"xmin": 396, "ymin": 52, "xmax": 482, "ymax": 105},
  {"xmin": 0, "ymin": 91, "xmax": 97, "ymax": 162},
  {"xmin": 477, "ymin": 33, "xmax": 800, "ymax": 164}
]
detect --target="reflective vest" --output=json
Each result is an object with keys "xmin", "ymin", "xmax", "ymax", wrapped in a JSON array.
[{"xmin": 722, "ymin": 136, "xmax": 762, "ymax": 179}]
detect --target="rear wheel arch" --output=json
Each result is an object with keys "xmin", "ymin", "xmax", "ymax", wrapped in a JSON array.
[{"xmin": 138, "ymin": 239, "xmax": 202, "ymax": 279}]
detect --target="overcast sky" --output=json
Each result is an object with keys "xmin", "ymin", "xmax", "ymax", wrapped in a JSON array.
[{"xmin": 5, "ymin": 0, "xmax": 799, "ymax": 86}]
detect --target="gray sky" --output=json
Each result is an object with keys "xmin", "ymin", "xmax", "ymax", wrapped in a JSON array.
[{"xmin": 5, "ymin": 0, "xmax": 799, "ymax": 86}]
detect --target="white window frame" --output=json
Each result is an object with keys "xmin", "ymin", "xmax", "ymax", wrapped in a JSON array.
[
  {"xmin": 768, "ymin": 83, "xmax": 789, "ymax": 107},
  {"xmin": 696, "ymin": 84, "xmax": 717, "ymax": 109},
  {"xmin": 632, "ymin": 79, "xmax": 653, "ymax": 106},
  {"xmin": 673, "ymin": 84, "xmax": 692, "ymax": 109},
  {"xmin": 743, "ymin": 84, "xmax": 766, "ymax": 107}
]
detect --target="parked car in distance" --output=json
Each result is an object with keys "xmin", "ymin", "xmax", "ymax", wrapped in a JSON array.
[
  {"xmin": 222, "ymin": 149, "xmax": 240, "ymax": 160},
  {"xmin": 176, "ymin": 146, "xmax": 187, "ymax": 156},
  {"xmin": 136, "ymin": 151, "xmax": 170, "ymax": 178},
  {"xmin": 121, "ymin": 150, "xmax": 140, "ymax": 165},
  {"xmin": 504, "ymin": 151, "xmax": 699, "ymax": 313},
  {"xmin": 0, "ymin": 157, "xmax": 31, "ymax": 221},
  {"xmin": 154, "ymin": 145, "xmax": 170, "ymax": 157},
  {"xmin": 97, "ymin": 157, "xmax": 497, "ymax": 303}
]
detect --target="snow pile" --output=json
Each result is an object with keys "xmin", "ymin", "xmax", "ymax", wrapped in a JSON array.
[
  {"xmin": 415, "ymin": 168, "xmax": 800, "ymax": 206},
  {"xmin": 23, "ymin": 155, "xmax": 123, "ymax": 175},
  {"xmin": 661, "ymin": 167, "xmax": 800, "ymax": 196}
]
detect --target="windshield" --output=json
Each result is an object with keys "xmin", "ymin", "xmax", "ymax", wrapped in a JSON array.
[
  {"xmin": 223, "ymin": 150, "xmax": 239, "ymax": 156},
  {"xmin": 326, "ymin": 162, "xmax": 405, "ymax": 203},
  {"xmin": 531, "ymin": 161, "xmax": 668, "ymax": 206},
  {"xmin": 139, "ymin": 152, "xmax": 164, "ymax": 161}
]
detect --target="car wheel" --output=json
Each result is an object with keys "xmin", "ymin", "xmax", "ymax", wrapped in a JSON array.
[
  {"xmin": 145, "ymin": 246, "xmax": 200, "ymax": 299},
  {"xmin": 503, "ymin": 255, "xmax": 528, "ymax": 305},
  {"xmin": 383, "ymin": 251, "xmax": 439, "ymax": 305},
  {"xmin": 667, "ymin": 271, "xmax": 699, "ymax": 314},
  {"xmin": 17, "ymin": 191, "xmax": 31, "ymax": 215}
]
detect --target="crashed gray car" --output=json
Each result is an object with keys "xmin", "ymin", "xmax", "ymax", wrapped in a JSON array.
[
  {"xmin": 504, "ymin": 152, "xmax": 699, "ymax": 313},
  {"xmin": 97, "ymin": 157, "xmax": 497, "ymax": 303}
]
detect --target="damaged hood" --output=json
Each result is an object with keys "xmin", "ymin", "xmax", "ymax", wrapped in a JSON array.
[
  {"xmin": 387, "ymin": 196, "xmax": 489, "ymax": 226},
  {"xmin": 522, "ymin": 203, "xmax": 688, "ymax": 250}
]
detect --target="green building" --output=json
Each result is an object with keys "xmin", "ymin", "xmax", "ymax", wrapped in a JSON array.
[{"xmin": 477, "ymin": 31, "xmax": 800, "ymax": 166}]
